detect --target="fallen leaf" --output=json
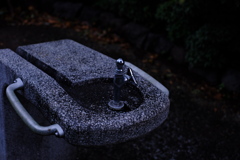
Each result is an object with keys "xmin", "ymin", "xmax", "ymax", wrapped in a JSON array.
[{"xmin": 214, "ymin": 93, "xmax": 222, "ymax": 100}]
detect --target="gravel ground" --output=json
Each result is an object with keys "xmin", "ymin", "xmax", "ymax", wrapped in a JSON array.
[{"xmin": 0, "ymin": 20, "xmax": 240, "ymax": 160}]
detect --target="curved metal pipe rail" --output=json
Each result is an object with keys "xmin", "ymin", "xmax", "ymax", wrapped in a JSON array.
[
  {"xmin": 6, "ymin": 78, "xmax": 64, "ymax": 137},
  {"xmin": 125, "ymin": 62, "xmax": 169, "ymax": 96}
]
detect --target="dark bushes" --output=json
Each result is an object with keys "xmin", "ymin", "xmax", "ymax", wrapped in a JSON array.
[
  {"xmin": 94, "ymin": 0, "xmax": 240, "ymax": 70},
  {"xmin": 95, "ymin": 0, "xmax": 161, "ymax": 28},
  {"xmin": 156, "ymin": 0, "xmax": 240, "ymax": 70}
]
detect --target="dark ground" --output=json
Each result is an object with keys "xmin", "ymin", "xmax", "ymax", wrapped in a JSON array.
[{"xmin": 0, "ymin": 6, "xmax": 240, "ymax": 160}]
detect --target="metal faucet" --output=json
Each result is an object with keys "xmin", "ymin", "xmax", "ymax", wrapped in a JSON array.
[{"xmin": 108, "ymin": 58, "xmax": 137, "ymax": 110}]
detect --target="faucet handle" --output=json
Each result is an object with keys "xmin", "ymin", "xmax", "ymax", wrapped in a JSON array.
[
  {"xmin": 116, "ymin": 58, "xmax": 124, "ymax": 70},
  {"xmin": 126, "ymin": 68, "xmax": 137, "ymax": 85}
]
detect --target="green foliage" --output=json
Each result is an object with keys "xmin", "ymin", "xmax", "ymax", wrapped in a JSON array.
[
  {"xmin": 95, "ymin": 0, "xmax": 159, "ymax": 25},
  {"xmin": 186, "ymin": 25, "xmax": 234, "ymax": 69},
  {"xmin": 156, "ymin": 0, "xmax": 240, "ymax": 69},
  {"xmin": 94, "ymin": 0, "xmax": 240, "ymax": 70},
  {"xmin": 155, "ymin": 0, "xmax": 194, "ymax": 41}
]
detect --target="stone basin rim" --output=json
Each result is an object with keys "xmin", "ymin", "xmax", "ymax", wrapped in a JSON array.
[
  {"xmin": 10, "ymin": 39, "xmax": 170, "ymax": 146},
  {"xmin": 19, "ymin": 75, "xmax": 169, "ymax": 122},
  {"xmin": 62, "ymin": 76, "xmax": 169, "ymax": 115},
  {"xmin": 57, "ymin": 76, "xmax": 170, "ymax": 131}
]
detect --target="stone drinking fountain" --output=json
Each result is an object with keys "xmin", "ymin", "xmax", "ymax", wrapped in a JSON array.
[{"xmin": 0, "ymin": 39, "xmax": 169, "ymax": 159}]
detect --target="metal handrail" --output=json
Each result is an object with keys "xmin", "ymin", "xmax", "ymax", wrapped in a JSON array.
[{"xmin": 6, "ymin": 78, "xmax": 64, "ymax": 137}]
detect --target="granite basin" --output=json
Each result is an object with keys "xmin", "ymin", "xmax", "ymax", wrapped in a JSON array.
[
  {"xmin": 68, "ymin": 78, "xmax": 144, "ymax": 113},
  {"xmin": 14, "ymin": 39, "xmax": 170, "ymax": 146}
]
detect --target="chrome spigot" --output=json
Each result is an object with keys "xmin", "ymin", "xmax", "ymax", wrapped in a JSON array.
[{"xmin": 108, "ymin": 58, "xmax": 137, "ymax": 110}]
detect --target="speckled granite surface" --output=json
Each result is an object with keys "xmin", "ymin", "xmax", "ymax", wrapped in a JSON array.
[
  {"xmin": 0, "ymin": 49, "xmax": 80, "ymax": 159},
  {"xmin": 13, "ymin": 39, "xmax": 170, "ymax": 146}
]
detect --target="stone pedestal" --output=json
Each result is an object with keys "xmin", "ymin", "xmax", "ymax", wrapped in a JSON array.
[{"xmin": 0, "ymin": 40, "xmax": 169, "ymax": 159}]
